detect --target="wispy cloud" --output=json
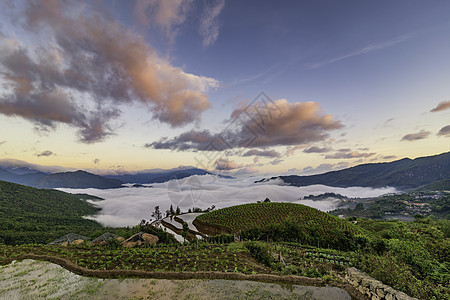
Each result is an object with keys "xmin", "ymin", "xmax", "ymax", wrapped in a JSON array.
[
  {"xmin": 430, "ymin": 101, "xmax": 450, "ymax": 112},
  {"xmin": 36, "ymin": 150, "xmax": 54, "ymax": 157},
  {"xmin": 307, "ymin": 34, "xmax": 413, "ymax": 69},
  {"xmin": 134, "ymin": 0, "xmax": 193, "ymax": 44},
  {"xmin": 199, "ymin": 0, "xmax": 225, "ymax": 47},
  {"xmin": 325, "ymin": 151, "xmax": 376, "ymax": 159},
  {"xmin": 270, "ymin": 158, "xmax": 283, "ymax": 165},
  {"xmin": 303, "ymin": 146, "xmax": 332, "ymax": 154},
  {"xmin": 401, "ymin": 130, "xmax": 431, "ymax": 141},
  {"xmin": 382, "ymin": 155, "xmax": 397, "ymax": 160},
  {"xmin": 243, "ymin": 149, "xmax": 281, "ymax": 158},
  {"xmin": 301, "ymin": 162, "xmax": 350, "ymax": 175}
]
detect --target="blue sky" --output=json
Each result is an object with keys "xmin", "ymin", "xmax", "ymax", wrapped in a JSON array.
[{"xmin": 0, "ymin": 0, "xmax": 449, "ymax": 176}]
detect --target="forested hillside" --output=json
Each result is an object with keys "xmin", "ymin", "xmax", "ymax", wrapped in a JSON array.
[{"xmin": 0, "ymin": 180, "xmax": 104, "ymax": 244}]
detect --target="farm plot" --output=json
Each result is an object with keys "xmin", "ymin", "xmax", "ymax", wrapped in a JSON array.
[
  {"xmin": 0, "ymin": 243, "xmax": 269, "ymax": 274},
  {"xmin": 195, "ymin": 202, "xmax": 364, "ymax": 236}
]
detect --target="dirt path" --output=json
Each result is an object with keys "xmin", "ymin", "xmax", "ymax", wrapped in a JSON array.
[{"xmin": 0, "ymin": 259, "xmax": 352, "ymax": 300}]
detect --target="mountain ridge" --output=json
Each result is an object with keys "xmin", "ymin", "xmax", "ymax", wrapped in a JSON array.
[
  {"xmin": 257, "ymin": 151, "xmax": 450, "ymax": 190},
  {"xmin": 0, "ymin": 165, "xmax": 232, "ymax": 189},
  {"xmin": 105, "ymin": 168, "xmax": 233, "ymax": 184},
  {"xmin": 0, "ymin": 169, "xmax": 123, "ymax": 189}
]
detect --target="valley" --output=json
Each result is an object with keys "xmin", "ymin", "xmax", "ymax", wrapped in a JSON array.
[{"xmin": 0, "ymin": 151, "xmax": 449, "ymax": 300}]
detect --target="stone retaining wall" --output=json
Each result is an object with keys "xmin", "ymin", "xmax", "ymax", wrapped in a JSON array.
[
  {"xmin": 345, "ymin": 267, "xmax": 417, "ymax": 300},
  {"xmin": 2, "ymin": 254, "xmax": 325, "ymax": 286}
]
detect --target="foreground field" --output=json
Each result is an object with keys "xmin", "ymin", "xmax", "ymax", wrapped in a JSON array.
[
  {"xmin": 0, "ymin": 259, "xmax": 352, "ymax": 300},
  {"xmin": 0, "ymin": 243, "xmax": 269, "ymax": 274}
]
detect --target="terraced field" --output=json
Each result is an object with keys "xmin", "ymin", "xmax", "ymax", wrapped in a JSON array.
[
  {"xmin": 194, "ymin": 202, "xmax": 366, "ymax": 236},
  {"xmin": 0, "ymin": 243, "xmax": 269, "ymax": 274}
]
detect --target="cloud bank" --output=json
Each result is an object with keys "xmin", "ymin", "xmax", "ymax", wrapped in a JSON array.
[
  {"xmin": 60, "ymin": 175, "xmax": 396, "ymax": 227},
  {"xmin": 0, "ymin": 1, "xmax": 217, "ymax": 143}
]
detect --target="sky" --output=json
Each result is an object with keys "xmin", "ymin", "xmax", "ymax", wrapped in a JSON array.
[{"xmin": 0, "ymin": 0, "xmax": 449, "ymax": 177}]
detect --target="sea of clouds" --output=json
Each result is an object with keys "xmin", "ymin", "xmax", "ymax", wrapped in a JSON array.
[{"xmin": 59, "ymin": 175, "xmax": 397, "ymax": 227}]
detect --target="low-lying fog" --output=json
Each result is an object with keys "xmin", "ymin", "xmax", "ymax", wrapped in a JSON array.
[{"xmin": 59, "ymin": 175, "xmax": 397, "ymax": 227}]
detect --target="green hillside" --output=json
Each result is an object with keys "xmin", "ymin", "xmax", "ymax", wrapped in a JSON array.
[
  {"xmin": 0, "ymin": 180, "xmax": 103, "ymax": 245},
  {"xmin": 416, "ymin": 179, "xmax": 450, "ymax": 191},
  {"xmin": 194, "ymin": 202, "xmax": 370, "ymax": 250}
]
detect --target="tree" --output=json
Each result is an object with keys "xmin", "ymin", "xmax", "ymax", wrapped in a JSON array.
[
  {"xmin": 151, "ymin": 206, "xmax": 162, "ymax": 223},
  {"xmin": 181, "ymin": 222, "xmax": 189, "ymax": 242},
  {"xmin": 170, "ymin": 204, "xmax": 175, "ymax": 215},
  {"xmin": 354, "ymin": 203, "xmax": 364, "ymax": 211},
  {"xmin": 176, "ymin": 206, "xmax": 181, "ymax": 215}
]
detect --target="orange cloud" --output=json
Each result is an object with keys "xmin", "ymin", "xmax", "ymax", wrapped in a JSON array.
[
  {"xmin": 430, "ymin": 101, "xmax": 450, "ymax": 112},
  {"xmin": 0, "ymin": 1, "xmax": 217, "ymax": 142}
]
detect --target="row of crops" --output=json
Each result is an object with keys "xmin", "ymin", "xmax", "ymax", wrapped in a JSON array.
[
  {"xmin": 273, "ymin": 242, "xmax": 358, "ymax": 267},
  {"xmin": 0, "ymin": 243, "xmax": 269, "ymax": 274},
  {"xmin": 196, "ymin": 202, "xmax": 365, "ymax": 236}
]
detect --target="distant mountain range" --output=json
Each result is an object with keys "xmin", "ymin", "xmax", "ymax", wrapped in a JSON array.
[
  {"xmin": 105, "ymin": 168, "xmax": 232, "ymax": 184},
  {"xmin": 0, "ymin": 162, "xmax": 232, "ymax": 189},
  {"xmin": 0, "ymin": 168, "xmax": 123, "ymax": 189},
  {"xmin": 1, "ymin": 151, "xmax": 447, "ymax": 190},
  {"xmin": 256, "ymin": 151, "xmax": 450, "ymax": 190}
]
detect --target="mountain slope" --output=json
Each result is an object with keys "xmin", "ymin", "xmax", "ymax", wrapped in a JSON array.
[
  {"xmin": 0, "ymin": 180, "xmax": 103, "ymax": 244},
  {"xmin": 32, "ymin": 170, "xmax": 123, "ymax": 189},
  {"xmin": 416, "ymin": 179, "xmax": 450, "ymax": 191},
  {"xmin": 0, "ymin": 168, "xmax": 123, "ymax": 189},
  {"xmin": 260, "ymin": 151, "xmax": 450, "ymax": 190},
  {"xmin": 0, "ymin": 167, "xmax": 20, "ymax": 182}
]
